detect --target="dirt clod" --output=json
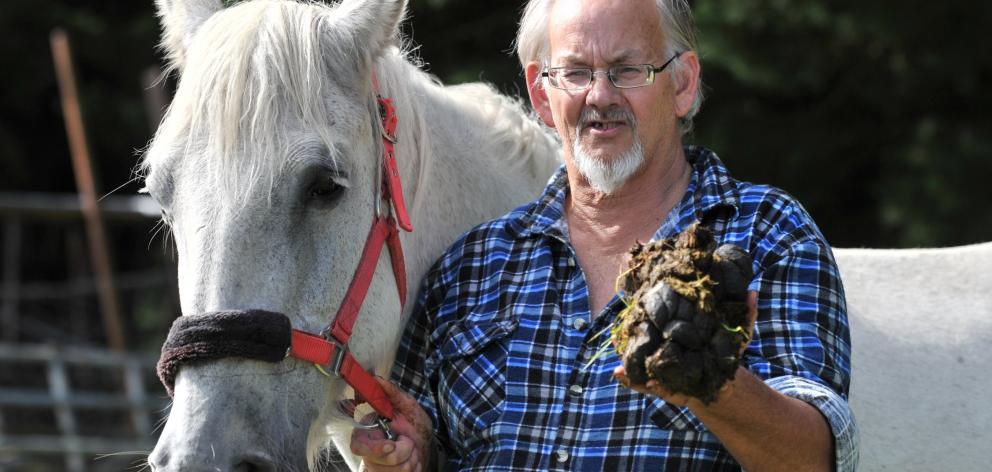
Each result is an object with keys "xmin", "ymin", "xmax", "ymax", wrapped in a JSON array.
[{"xmin": 613, "ymin": 223, "xmax": 753, "ymax": 403}]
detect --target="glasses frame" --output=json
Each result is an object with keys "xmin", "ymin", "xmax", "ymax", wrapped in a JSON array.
[{"xmin": 541, "ymin": 52, "xmax": 683, "ymax": 91}]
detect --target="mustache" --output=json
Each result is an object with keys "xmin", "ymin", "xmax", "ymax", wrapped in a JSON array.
[{"xmin": 577, "ymin": 107, "xmax": 637, "ymax": 130}]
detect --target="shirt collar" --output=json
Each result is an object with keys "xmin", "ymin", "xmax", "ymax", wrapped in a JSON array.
[
  {"xmin": 505, "ymin": 166, "xmax": 570, "ymax": 240},
  {"xmin": 506, "ymin": 146, "xmax": 740, "ymax": 241}
]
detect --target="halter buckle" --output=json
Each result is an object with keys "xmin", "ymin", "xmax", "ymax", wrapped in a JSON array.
[
  {"xmin": 319, "ymin": 326, "xmax": 348, "ymax": 377},
  {"xmin": 377, "ymin": 96, "xmax": 399, "ymax": 144}
]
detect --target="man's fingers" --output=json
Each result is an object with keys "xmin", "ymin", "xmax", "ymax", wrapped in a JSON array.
[
  {"xmin": 377, "ymin": 378, "xmax": 412, "ymax": 405},
  {"xmin": 362, "ymin": 435, "xmax": 418, "ymax": 467},
  {"xmin": 377, "ymin": 378, "xmax": 425, "ymax": 415},
  {"xmin": 349, "ymin": 427, "xmax": 387, "ymax": 456},
  {"xmin": 614, "ymin": 365, "xmax": 654, "ymax": 396},
  {"xmin": 615, "ymin": 364, "xmax": 693, "ymax": 404},
  {"xmin": 376, "ymin": 378, "xmax": 433, "ymax": 444},
  {"xmin": 349, "ymin": 381, "xmax": 432, "ymax": 470},
  {"xmin": 612, "ymin": 365, "xmax": 629, "ymax": 386},
  {"xmin": 350, "ymin": 426, "xmax": 420, "ymax": 467}
]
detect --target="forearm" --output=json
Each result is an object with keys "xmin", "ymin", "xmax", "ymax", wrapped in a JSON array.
[{"xmin": 688, "ymin": 367, "xmax": 833, "ymax": 472}]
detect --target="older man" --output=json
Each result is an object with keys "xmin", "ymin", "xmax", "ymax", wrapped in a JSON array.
[{"xmin": 352, "ymin": 0, "xmax": 857, "ymax": 470}]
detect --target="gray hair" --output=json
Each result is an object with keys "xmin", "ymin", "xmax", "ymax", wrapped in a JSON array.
[{"xmin": 515, "ymin": 0, "xmax": 703, "ymax": 135}]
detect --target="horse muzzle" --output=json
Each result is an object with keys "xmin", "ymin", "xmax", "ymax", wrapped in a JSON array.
[{"xmin": 148, "ymin": 445, "xmax": 278, "ymax": 472}]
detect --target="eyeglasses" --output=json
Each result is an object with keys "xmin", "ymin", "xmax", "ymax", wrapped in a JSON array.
[{"xmin": 541, "ymin": 52, "xmax": 683, "ymax": 91}]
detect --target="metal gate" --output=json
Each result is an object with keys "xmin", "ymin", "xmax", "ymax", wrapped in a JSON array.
[{"xmin": 0, "ymin": 343, "xmax": 167, "ymax": 471}]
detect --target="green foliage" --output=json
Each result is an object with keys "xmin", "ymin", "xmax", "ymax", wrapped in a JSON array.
[{"xmin": 688, "ymin": 0, "xmax": 992, "ymax": 247}]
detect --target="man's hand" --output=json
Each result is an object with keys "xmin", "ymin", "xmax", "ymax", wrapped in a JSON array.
[
  {"xmin": 350, "ymin": 378, "xmax": 433, "ymax": 472},
  {"xmin": 613, "ymin": 291, "xmax": 758, "ymax": 406}
]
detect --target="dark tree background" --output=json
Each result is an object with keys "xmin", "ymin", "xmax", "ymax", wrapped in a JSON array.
[
  {"xmin": 0, "ymin": 0, "xmax": 990, "ymax": 348},
  {"xmin": 3, "ymin": 0, "xmax": 991, "ymax": 247}
]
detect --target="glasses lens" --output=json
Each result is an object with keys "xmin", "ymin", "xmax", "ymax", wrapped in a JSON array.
[
  {"xmin": 552, "ymin": 68, "xmax": 592, "ymax": 90},
  {"xmin": 611, "ymin": 65, "xmax": 650, "ymax": 88}
]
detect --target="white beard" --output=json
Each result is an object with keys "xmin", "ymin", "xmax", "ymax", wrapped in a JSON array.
[{"xmin": 572, "ymin": 136, "xmax": 644, "ymax": 195}]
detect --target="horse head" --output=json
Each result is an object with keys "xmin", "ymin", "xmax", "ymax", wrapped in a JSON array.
[{"xmin": 145, "ymin": 0, "xmax": 417, "ymax": 470}]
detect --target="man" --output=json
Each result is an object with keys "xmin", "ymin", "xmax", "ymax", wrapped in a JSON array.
[{"xmin": 352, "ymin": 0, "xmax": 857, "ymax": 470}]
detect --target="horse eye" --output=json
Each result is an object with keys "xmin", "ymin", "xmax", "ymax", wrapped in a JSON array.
[
  {"xmin": 308, "ymin": 180, "xmax": 342, "ymax": 198},
  {"xmin": 306, "ymin": 175, "xmax": 347, "ymax": 204}
]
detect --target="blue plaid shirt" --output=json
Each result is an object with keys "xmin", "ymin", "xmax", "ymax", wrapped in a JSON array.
[{"xmin": 392, "ymin": 147, "xmax": 858, "ymax": 471}]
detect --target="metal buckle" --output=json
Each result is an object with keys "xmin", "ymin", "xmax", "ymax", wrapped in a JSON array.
[
  {"xmin": 377, "ymin": 98, "xmax": 398, "ymax": 144},
  {"xmin": 319, "ymin": 326, "xmax": 348, "ymax": 377},
  {"xmin": 337, "ymin": 402, "xmax": 398, "ymax": 441},
  {"xmin": 381, "ymin": 128, "xmax": 398, "ymax": 144},
  {"xmin": 376, "ymin": 416, "xmax": 397, "ymax": 441}
]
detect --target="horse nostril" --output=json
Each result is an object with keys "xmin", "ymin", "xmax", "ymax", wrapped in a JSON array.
[{"xmin": 233, "ymin": 453, "xmax": 276, "ymax": 472}]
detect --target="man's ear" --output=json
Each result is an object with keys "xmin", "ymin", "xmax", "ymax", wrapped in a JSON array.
[
  {"xmin": 673, "ymin": 50, "xmax": 700, "ymax": 119},
  {"xmin": 525, "ymin": 62, "xmax": 555, "ymax": 128}
]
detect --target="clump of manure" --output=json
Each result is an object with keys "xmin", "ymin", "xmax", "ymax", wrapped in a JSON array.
[{"xmin": 602, "ymin": 223, "xmax": 753, "ymax": 404}]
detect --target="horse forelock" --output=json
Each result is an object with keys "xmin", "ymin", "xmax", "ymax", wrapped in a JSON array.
[
  {"xmin": 144, "ymin": 0, "xmax": 558, "ymax": 213},
  {"xmin": 147, "ymin": 0, "xmax": 386, "ymax": 206}
]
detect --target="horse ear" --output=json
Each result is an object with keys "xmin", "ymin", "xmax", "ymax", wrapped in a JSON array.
[
  {"xmin": 330, "ymin": 0, "xmax": 408, "ymax": 75},
  {"xmin": 155, "ymin": 0, "xmax": 225, "ymax": 71}
]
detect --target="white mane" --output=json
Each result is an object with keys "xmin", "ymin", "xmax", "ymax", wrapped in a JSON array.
[
  {"xmin": 152, "ymin": 1, "xmax": 332, "ymax": 203},
  {"xmin": 372, "ymin": 52, "xmax": 560, "ymax": 218}
]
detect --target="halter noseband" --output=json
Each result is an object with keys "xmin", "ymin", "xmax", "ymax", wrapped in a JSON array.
[{"xmin": 158, "ymin": 79, "xmax": 412, "ymax": 437}]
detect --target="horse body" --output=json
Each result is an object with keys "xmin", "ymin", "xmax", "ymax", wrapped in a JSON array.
[
  {"xmin": 144, "ymin": 0, "xmax": 558, "ymax": 470},
  {"xmin": 835, "ymin": 243, "xmax": 992, "ymax": 471}
]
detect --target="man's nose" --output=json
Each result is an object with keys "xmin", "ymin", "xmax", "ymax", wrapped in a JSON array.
[{"xmin": 585, "ymin": 70, "xmax": 622, "ymax": 108}]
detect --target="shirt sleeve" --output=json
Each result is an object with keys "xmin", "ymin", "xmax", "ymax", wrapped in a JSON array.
[
  {"xmin": 390, "ymin": 265, "xmax": 449, "ymax": 451},
  {"xmin": 745, "ymin": 208, "xmax": 859, "ymax": 470},
  {"xmin": 765, "ymin": 375, "xmax": 859, "ymax": 471}
]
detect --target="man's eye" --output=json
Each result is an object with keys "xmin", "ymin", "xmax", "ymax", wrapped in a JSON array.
[
  {"xmin": 613, "ymin": 66, "xmax": 643, "ymax": 78},
  {"xmin": 561, "ymin": 69, "xmax": 589, "ymax": 79}
]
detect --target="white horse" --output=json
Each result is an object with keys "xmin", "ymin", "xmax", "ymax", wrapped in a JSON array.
[
  {"xmin": 835, "ymin": 243, "xmax": 992, "ymax": 471},
  {"xmin": 142, "ymin": 1, "xmax": 992, "ymax": 470},
  {"xmin": 143, "ymin": 0, "xmax": 559, "ymax": 470}
]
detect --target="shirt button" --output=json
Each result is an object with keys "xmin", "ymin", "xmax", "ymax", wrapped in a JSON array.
[
  {"xmin": 572, "ymin": 318, "xmax": 588, "ymax": 330},
  {"xmin": 556, "ymin": 448, "xmax": 569, "ymax": 463},
  {"xmin": 569, "ymin": 384, "xmax": 584, "ymax": 396}
]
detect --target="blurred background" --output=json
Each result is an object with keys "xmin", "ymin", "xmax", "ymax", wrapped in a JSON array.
[{"xmin": 0, "ymin": 0, "xmax": 989, "ymax": 470}]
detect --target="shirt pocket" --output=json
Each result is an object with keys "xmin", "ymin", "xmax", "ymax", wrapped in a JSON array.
[
  {"xmin": 432, "ymin": 318, "xmax": 517, "ymax": 455},
  {"xmin": 643, "ymin": 396, "xmax": 708, "ymax": 432}
]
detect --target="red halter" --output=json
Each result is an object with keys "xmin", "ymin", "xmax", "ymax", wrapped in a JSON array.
[{"xmin": 285, "ymin": 82, "xmax": 411, "ymax": 423}]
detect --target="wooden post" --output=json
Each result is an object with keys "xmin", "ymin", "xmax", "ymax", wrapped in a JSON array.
[{"xmin": 50, "ymin": 29, "xmax": 126, "ymax": 352}]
